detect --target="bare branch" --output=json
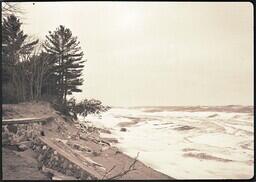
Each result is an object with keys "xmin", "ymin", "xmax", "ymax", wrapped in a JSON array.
[
  {"xmin": 106, "ymin": 152, "xmax": 140, "ymax": 180},
  {"xmin": 2, "ymin": 2, "xmax": 24, "ymax": 19},
  {"xmin": 102, "ymin": 165, "xmax": 116, "ymax": 179}
]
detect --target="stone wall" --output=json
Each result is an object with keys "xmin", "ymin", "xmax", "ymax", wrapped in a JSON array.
[
  {"xmin": 31, "ymin": 137, "xmax": 95, "ymax": 180},
  {"xmin": 2, "ymin": 122, "xmax": 43, "ymax": 145},
  {"xmin": 2, "ymin": 118, "xmax": 100, "ymax": 180}
]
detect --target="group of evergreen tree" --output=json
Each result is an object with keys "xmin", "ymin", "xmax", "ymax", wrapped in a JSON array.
[{"xmin": 2, "ymin": 14, "xmax": 85, "ymax": 107}]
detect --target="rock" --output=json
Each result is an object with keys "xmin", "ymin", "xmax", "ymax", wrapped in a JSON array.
[
  {"xmin": 73, "ymin": 144, "xmax": 80, "ymax": 150},
  {"xmin": 175, "ymin": 125, "xmax": 195, "ymax": 131},
  {"xmin": 80, "ymin": 171, "xmax": 88, "ymax": 179},
  {"xmin": 103, "ymin": 138, "xmax": 118, "ymax": 143},
  {"xmin": 2, "ymin": 133, "xmax": 10, "ymax": 140},
  {"xmin": 31, "ymin": 144, "xmax": 35, "ymax": 150},
  {"xmin": 68, "ymin": 164, "xmax": 73, "ymax": 169},
  {"xmin": 101, "ymin": 146, "xmax": 109, "ymax": 151},
  {"xmin": 99, "ymin": 140, "xmax": 111, "ymax": 146},
  {"xmin": 42, "ymin": 166, "xmax": 55, "ymax": 179},
  {"xmin": 60, "ymin": 157, "xmax": 64, "ymax": 162},
  {"xmin": 2, "ymin": 133, "xmax": 10, "ymax": 145},
  {"xmin": 52, "ymin": 162, "xmax": 57, "ymax": 167},
  {"xmin": 42, "ymin": 145, "xmax": 47, "ymax": 150},
  {"xmin": 38, "ymin": 161, "xmax": 44, "ymax": 170},
  {"xmin": 38, "ymin": 154, "xmax": 44, "ymax": 162},
  {"xmin": 55, "ymin": 156, "xmax": 59, "ymax": 161},
  {"xmin": 18, "ymin": 144, "xmax": 28, "ymax": 151},
  {"xmin": 26, "ymin": 131, "xmax": 32, "ymax": 138},
  {"xmin": 36, "ymin": 146, "xmax": 41, "ymax": 152},
  {"xmin": 46, "ymin": 172, "xmax": 54, "ymax": 180},
  {"xmin": 76, "ymin": 135, "xmax": 80, "ymax": 140},
  {"xmin": 17, "ymin": 130, "xmax": 23, "ymax": 136},
  {"xmin": 65, "ymin": 169, "xmax": 73, "ymax": 176},
  {"xmin": 50, "ymin": 155, "xmax": 55, "ymax": 162},
  {"xmin": 40, "ymin": 131, "xmax": 45, "ymax": 136},
  {"xmin": 115, "ymin": 150, "xmax": 122, "ymax": 154},
  {"xmin": 87, "ymin": 176, "xmax": 92, "ymax": 180},
  {"xmin": 14, "ymin": 135, "xmax": 28, "ymax": 144},
  {"xmin": 46, "ymin": 161, "xmax": 52, "ymax": 168},
  {"xmin": 54, "ymin": 151, "xmax": 58, "ymax": 155},
  {"xmin": 7, "ymin": 125, "xmax": 18, "ymax": 134},
  {"xmin": 92, "ymin": 151, "xmax": 100, "ymax": 156},
  {"xmin": 58, "ymin": 167, "xmax": 64, "ymax": 174},
  {"xmin": 105, "ymin": 130, "xmax": 111, "ymax": 134},
  {"xmin": 63, "ymin": 160, "xmax": 69, "ymax": 169},
  {"xmin": 74, "ymin": 170, "xmax": 81, "ymax": 179},
  {"xmin": 2, "ymin": 138, "xmax": 10, "ymax": 145},
  {"xmin": 120, "ymin": 127, "xmax": 127, "ymax": 132}
]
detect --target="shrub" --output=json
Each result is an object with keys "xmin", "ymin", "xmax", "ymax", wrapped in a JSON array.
[
  {"xmin": 73, "ymin": 98, "xmax": 110, "ymax": 118},
  {"xmin": 54, "ymin": 97, "xmax": 111, "ymax": 120}
]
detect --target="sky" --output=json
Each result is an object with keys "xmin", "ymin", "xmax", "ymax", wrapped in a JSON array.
[{"xmin": 16, "ymin": 2, "xmax": 253, "ymax": 107}]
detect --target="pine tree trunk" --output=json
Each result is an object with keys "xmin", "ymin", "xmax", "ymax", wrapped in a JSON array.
[
  {"xmin": 30, "ymin": 63, "xmax": 34, "ymax": 100},
  {"xmin": 64, "ymin": 68, "xmax": 67, "ymax": 105}
]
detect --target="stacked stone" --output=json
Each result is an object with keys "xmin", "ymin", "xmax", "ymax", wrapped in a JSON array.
[
  {"xmin": 31, "ymin": 139, "xmax": 95, "ymax": 180},
  {"xmin": 2, "ymin": 123, "xmax": 42, "ymax": 145}
]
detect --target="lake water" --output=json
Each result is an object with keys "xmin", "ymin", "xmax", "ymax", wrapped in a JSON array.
[{"xmin": 80, "ymin": 106, "xmax": 254, "ymax": 179}]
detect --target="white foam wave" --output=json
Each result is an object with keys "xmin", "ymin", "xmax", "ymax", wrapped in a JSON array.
[{"xmin": 81, "ymin": 107, "xmax": 253, "ymax": 179}]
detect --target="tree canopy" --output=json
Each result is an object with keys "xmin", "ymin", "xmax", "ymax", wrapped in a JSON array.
[
  {"xmin": 43, "ymin": 25, "xmax": 85, "ymax": 104},
  {"xmin": 2, "ymin": 15, "xmax": 109, "ymax": 118}
]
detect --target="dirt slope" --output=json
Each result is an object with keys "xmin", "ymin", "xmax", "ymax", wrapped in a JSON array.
[{"xmin": 2, "ymin": 101, "xmax": 173, "ymax": 180}]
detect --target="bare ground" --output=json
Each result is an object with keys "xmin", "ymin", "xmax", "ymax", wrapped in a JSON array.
[{"xmin": 2, "ymin": 147, "xmax": 50, "ymax": 180}]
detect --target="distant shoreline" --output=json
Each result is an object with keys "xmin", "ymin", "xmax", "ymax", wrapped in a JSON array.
[{"xmin": 110, "ymin": 105, "xmax": 253, "ymax": 113}]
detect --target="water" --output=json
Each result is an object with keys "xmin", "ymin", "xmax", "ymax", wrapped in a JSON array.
[{"xmin": 79, "ymin": 106, "xmax": 254, "ymax": 179}]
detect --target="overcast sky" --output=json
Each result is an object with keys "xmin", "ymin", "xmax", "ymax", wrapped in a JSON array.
[{"xmin": 18, "ymin": 2, "xmax": 253, "ymax": 106}]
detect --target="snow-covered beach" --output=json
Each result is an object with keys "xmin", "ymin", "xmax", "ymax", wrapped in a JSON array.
[{"xmin": 83, "ymin": 106, "xmax": 254, "ymax": 179}]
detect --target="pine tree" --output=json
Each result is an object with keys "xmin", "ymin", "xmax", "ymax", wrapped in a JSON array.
[
  {"xmin": 43, "ymin": 25, "xmax": 85, "ymax": 104},
  {"xmin": 2, "ymin": 3, "xmax": 23, "ymax": 19},
  {"xmin": 2, "ymin": 15, "xmax": 38, "ymax": 65},
  {"xmin": 2, "ymin": 15, "xmax": 38, "ymax": 83},
  {"xmin": 2, "ymin": 15, "xmax": 38, "ymax": 103}
]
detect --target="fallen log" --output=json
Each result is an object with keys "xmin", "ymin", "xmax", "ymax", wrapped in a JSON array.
[{"xmin": 2, "ymin": 117, "xmax": 55, "ymax": 125}]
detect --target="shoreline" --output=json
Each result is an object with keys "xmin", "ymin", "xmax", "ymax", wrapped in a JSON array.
[
  {"xmin": 85, "ymin": 107, "xmax": 253, "ymax": 179},
  {"xmin": 74, "ymin": 121, "xmax": 174, "ymax": 179},
  {"xmin": 2, "ymin": 101, "xmax": 174, "ymax": 180}
]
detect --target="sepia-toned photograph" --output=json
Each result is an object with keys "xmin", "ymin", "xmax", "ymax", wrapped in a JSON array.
[{"xmin": 1, "ymin": 1, "xmax": 254, "ymax": 180}]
